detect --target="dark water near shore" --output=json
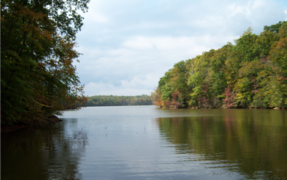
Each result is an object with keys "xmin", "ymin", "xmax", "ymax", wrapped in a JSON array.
[{"xmin": 2, "ymin": 106, "xmax": 287, "ymax": 179}]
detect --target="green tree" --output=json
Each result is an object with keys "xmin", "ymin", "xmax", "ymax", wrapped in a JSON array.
[
  {"xmin": 1, "ymin": 0, "xmax": 89, "ymax": 125},
  {"xmin": 152, "ymin": 21, "xmax": 287, "ymax": 109},
  {"xmin": 264, "ymin": 21, "xmax": 287, "ymax": 33}
]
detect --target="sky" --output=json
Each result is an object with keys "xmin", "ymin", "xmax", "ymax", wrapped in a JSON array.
[{"xmin": 74, "ymin": 0, "xmax": 287, "ymax": 96}]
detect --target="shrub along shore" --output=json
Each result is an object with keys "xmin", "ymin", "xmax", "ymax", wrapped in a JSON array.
[{"xmin": 151, "ymin": 21, "xmax": 287, "ymax": 110}]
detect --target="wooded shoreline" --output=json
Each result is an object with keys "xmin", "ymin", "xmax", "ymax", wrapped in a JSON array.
[
  {"xmin": 87, "ymin": 95, "xmax": 152, "ymax": 106},
  {"xmin": 1, "ymin": 0, "xmax": 88, "ymax": 127},
  {"xmin": 158, "ymin": 106, "xmax": 286, "ymax": 110},
  {"xmin": 152, "ymin": 21, "xmax": 287, "ymax": 110}
]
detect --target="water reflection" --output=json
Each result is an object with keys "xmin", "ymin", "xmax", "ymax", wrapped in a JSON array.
[
  {"xmin": 2, "ymin": 107, "xmax": 287, "ymax": 179},
  {"xmin": 1, "ymin": 119, "xmax": 88, "ymax": 180},
  {"xmin": 156, "ymin": 109, "xmax": 287, "ymax": 179}
]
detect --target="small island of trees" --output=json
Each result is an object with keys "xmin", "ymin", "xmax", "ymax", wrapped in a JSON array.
[
  {"xmin": 151, "ymin": 21, "xmax": 287, "ymax": 109},
  {"xmin": 86, "ymin": 95, "xmax": 152, "ymax": 106}
]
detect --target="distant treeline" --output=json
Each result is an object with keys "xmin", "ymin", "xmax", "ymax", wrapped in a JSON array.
[{"xmin": 86, "ymin": 95, "xmax": 152, "ymax": 106}]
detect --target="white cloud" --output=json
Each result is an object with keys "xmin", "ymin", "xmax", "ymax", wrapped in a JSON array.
[
  {"xmin": 85, "ymin": 11, "xmax": 109, "ymax": 23},
  {"xmin": 75, "ymin": 0, "xmax": 287, "ymax": 96}
]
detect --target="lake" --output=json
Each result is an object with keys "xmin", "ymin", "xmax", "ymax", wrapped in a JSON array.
[{"xmin": 2, "ymin": 106, "xmax": 287, "ymax": 180}]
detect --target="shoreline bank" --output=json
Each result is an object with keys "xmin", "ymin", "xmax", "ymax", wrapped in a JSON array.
[
  {"xmin": 1, "ymin": 115, "xmax": 62, "ymax": 134},
  {"xmin": 157, "ymin": 106, "xmax": 286, "ymax": 110}
]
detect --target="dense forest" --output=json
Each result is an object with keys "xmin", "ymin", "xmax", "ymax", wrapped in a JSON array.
[
  {"xmin": 86, "ymin": 95, "xmax": 152, "ymax": 106},
  {"xmin": 152, "ymin": 21, "xmax": 287, "ymax": 109},
  {"xmin": 1, "ymin": 0, "xmax": 89, "ymax": 126}
]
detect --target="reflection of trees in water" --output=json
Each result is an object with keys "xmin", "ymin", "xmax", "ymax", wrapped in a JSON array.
[
  {"xmin": 156, "ymin": 110, "xmax": 287, "ymax": 179},
  {"xmin": 2, "ymin": 119, "xmax": 88, "ymax": 180}
]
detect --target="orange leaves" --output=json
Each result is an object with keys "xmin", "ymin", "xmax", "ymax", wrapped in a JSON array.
[{"xmin": 151, "ymin": 89, "xmax": 163, "ymax": 107}]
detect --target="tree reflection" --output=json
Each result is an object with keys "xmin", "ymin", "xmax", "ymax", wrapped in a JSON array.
[
  {"xmin": 2, "ymin": 119, "xmax": 88, "ymax": 180},
  {"xmin": 156, "ymin": 109, "xmax": 287, "ymax": 179}
]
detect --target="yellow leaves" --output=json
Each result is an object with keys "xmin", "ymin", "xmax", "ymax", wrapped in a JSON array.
[
  {"xmin": 238, "ymin": 60, "xmax": 262, "ymax": 77},
  {"xmin": 234, "ymin": 93, "xmax": 244, "ymax": 102},
  {"xmin": 192, "ymin": 55, "xmax": 202, "ymax": 71},
  {"xmin": 241, "ymin": 27, "xmax": 253, "ymax": 37},
  {"xmin": 35, "ymin": 100, "xmax": 52, "ymax": 108},
  {"xmin": 258, "ymin": 70, "xmax": 269, "ymax": 79},
  {"xmin": 234, "ymin": 77, "xmax": 248, "ymax": 90},
  {"xmin": 234, "ymin": 92, "xmax": 251, "ymax": 105}
]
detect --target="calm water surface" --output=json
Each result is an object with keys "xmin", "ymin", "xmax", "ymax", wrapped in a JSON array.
[{"xmin": 2, "ymin": 106, "xmax": 287, "ymax": 179}]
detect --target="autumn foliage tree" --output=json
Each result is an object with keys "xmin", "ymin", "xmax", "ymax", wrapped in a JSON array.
[
  {"xmin": 223, "ymin": 85, "xmax": 234, "ymax": 108},
  {"xmin": 1, "ymin": 0, "xmax": 89, "ymax": 125},
  {"xmin": 152, "ymin": 21, "xmax": 287, "ymax": 109}
]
